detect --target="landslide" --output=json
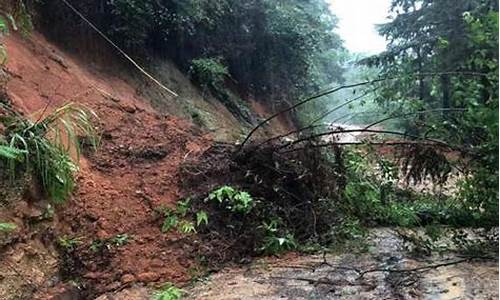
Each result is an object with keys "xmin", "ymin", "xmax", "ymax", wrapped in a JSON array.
[{"xmin": 0, "ymin": 30, "xmax": 288, "ymax": 298}]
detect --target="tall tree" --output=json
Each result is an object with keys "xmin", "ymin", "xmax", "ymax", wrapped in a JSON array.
[{"xmin": 364, "ymin": 0, "xmax": 499, "ymax": 225}]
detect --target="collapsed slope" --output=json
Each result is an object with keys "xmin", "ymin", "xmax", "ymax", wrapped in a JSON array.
[{"xmin": 1, "ymin": 31, "xmax": 244, "ymax": 298}]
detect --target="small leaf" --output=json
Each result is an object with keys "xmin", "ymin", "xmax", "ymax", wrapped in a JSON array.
[
  {"xmin": 196, "ymin": 211, "xmax": 209, "ymax": 226},
  {"xmin": 162, "ymin": 215, "xmax": 178, "ymax": 233}
]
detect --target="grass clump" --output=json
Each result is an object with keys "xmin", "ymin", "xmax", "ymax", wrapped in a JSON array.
[{"xmin": 0, "ymin": 102, "xmax": 99, "ymax": 203}]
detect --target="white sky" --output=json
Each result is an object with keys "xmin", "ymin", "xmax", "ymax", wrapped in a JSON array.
[{"xmin": 329, "ymin": 0, "xmax": 392, "ymax": 54}]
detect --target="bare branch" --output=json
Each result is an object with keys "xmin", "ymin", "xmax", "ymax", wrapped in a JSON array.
[{"xmin": 237, "ymin": 71, "xmax": 490, "ymax": 152}]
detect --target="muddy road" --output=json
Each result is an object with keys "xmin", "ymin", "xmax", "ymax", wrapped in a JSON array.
[{"xmin": 185, "ymin": 228, "xmax": 498, "ymax": 300}]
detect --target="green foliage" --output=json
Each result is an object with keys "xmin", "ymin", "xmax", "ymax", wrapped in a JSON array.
[
  {"xmin": 107, "ymin": 0, "xmax": 156, "ymax": 48},
  {"xmin": 340, "ymin": 148, "xmax": 495, "ymax": 228},
  {"xmin": 259, "ymin": 219, "xmax": 297, "ymax": 255},
  {"xmin": 175, "ymin": 198, "xmax": 191, "ymax": 217},
  {"xmin": 178, "ymin": 220, "xmax": 196, "ymax": 234},
  {"xmin": 0, "ymin": 16, "xmax": 7, "ymax": 65},
  {"xmin": 195, "ymin": 210, "xmax": 208, "ymax": 226},
  {"xmin": 58, "ymin": 236, "xmax": 83, "ymax": 251},
  {"xmin": 161, "ymin": 212, "xmax": 178, "ymax": 233},
  {"xmin": 189, "ymin": 57, "xmax": 228, "ymax": 88},
  {"xmin": 333, "ymin": 218, "xmax": 366, "ymax": 241},
  {"xmin": 158, "ymin": 200, "xmax": 207, "ymax": 234},
  {"xmin": 0, "ymin": 16, "xmax": 7, "ymax": 33},
  {"xmin": 361, "ymin": 0, "xmax": 498, "ymax": 225},
  {"xmin": 0, "ymin": 144, "xmax": 25, "ymax": 161},
  {"xmin": 0, "ymin": 222, "xmax": 17, "ymax": 232},
  {"xmin": 207, "ymin": 186, "xmax": 254, "ymax": 214},
  {"xmin": 152, "ymin": 283, "xmax": 183, "ymax": 300},
  {"xmin": 110, "ymin": 234, "xmax": 130, "ymax": 246},
  {"xmin": 14, "ymin": 2, "xmax": 33, "ymax": 36},
  {"xmin": 89, "ymin": 234, "xmax": 130, "ymax": 252},
  {"xmin": 399, "ymin": 227, "xmax": 498, "ymax": 256},
  {"xmin": 44, "ymin": 0, "xmax": 344, "ymax": 112},
  {"xmin": 0, "ymin": 102, "xmax": 99, "ymax": 203}
]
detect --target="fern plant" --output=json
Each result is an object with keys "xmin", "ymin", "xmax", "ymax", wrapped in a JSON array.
[
  {"xmin": 178, "ymin": 220, "xmax": 196, "ymax": 234},
  {"xmin": 58, "ymin": 236, "xmax": 82, "ymax": 251},
  {"xmin": 0, "ymin": 102, "xmax": 99, "ymax": 203}
]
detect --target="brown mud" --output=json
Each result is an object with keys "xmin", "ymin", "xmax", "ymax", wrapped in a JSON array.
[{"xmin": 2, "ymin": 32, "xmax": 213, "ymax": 298}]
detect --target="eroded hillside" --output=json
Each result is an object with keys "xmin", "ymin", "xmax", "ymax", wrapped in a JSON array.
[{"xmin": 0, "ymin": 28, "xmax": 294, "ymax": 299}]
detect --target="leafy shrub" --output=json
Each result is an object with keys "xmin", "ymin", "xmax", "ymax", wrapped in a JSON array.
[
  {"xmin": 0, "ymin": 102, "xmax": 99, "ymax": 203},
  {"xmin": 152, "ymin": 283, "xmax": 183, "ymax": 300},
  {"xmin": 189, "ymin": 57, "xmax": 228, "ymax": 88},
  {"xmin": 181, "ymin": 142, "xmax": 345, "ymax": 264},
  {"xmin": 207, "ymin": 185, "xmax": 254, "ymax": 214},
  {"xmin": 456, "ymin": 170, "xmax": 498, "ymax": 227},
  {"xmin": 341, "ymin": 147, "xmax": 499, "ymax": 228}
]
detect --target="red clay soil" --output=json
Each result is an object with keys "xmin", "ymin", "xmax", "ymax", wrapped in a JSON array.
[
  {"xmin": 4, "ymin": 33, "xmax": 212, "ymax": 295},
  {"xmin": 249, "ymin": 98, "xmax": 295, "ymax": 137}
]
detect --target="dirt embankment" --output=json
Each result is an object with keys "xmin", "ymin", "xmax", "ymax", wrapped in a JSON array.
[{"xmin": 0, "ymin": 31, "xmax": 263, "ymax": 299}]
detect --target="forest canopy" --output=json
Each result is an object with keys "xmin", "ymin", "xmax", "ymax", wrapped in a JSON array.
[
  {"xmin": 37, "ymin": 0, "xmax": 345, "ymax": 108},
  {"xmin": 362, "ymin": 0, "xmax": 499, "ymax": 224}
]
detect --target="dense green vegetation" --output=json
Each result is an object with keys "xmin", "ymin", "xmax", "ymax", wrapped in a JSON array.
[
  {"xmin": 37, "ymin": 0, "xmax": 345, "ymax": 119},
  {"xmin": 360, "ymin": 0, "xmax": 498, "ymax": 227}
]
